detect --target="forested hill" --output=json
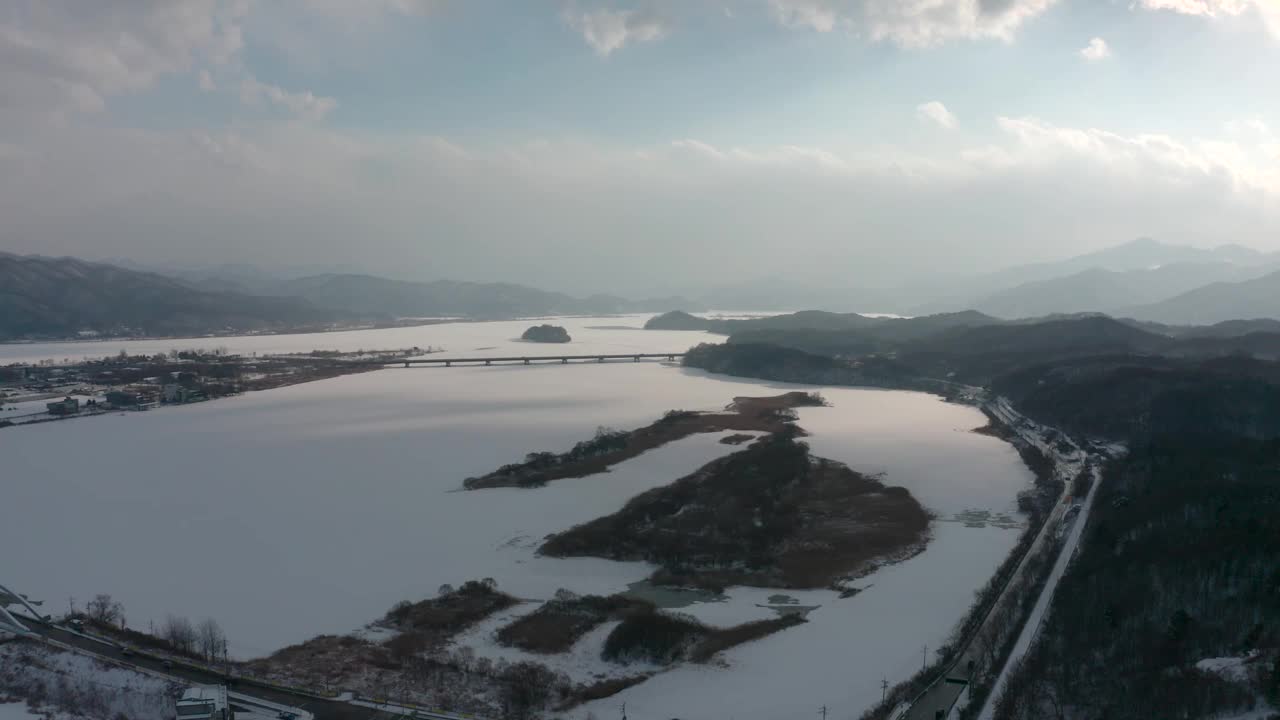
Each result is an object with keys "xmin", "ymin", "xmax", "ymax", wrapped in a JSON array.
[
  {"xmin": 679, "ymin": 313, "xmax": 1280, "ymax": 718},
  {"xmin": 0, "ymin": 253, "xmax": 338, "ymax": 341}
]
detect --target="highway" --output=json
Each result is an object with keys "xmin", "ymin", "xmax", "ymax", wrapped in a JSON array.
[
  {"xmin": 8, "ymin": 614, "xmax": 472, "ymax": 720},
  {"xmin": 897, "ymin": 400, "xmax": 1095, "ymax": 720}
]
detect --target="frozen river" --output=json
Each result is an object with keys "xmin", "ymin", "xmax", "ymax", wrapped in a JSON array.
[
  {"xmin": 1, "ymin": 317, "xmax": 1031, "ymax": 720},
  {"xmin": 0, "ymin": 315, "xmax": 716, "ymax": 365}
]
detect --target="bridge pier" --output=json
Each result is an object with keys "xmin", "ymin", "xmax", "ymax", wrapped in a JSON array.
[
  {"xmin": 562, "ymin": 358, "xmax": 568, "ymax": 364},
  {"xmin": 634, "ymin": 355, "xmax": 640, "ymax": 362},
  {"xmin": 485, "ymin": 360, "xmax": 491, "ymax": 366},
  {"xmin": 597, "ymin": 356, "xmax": 605, "ymax": 363},
  {"xmin": 404, "ymin": 361, "xmax": 409, "ymax": 368},
  {"xmin": 523, "ymin": 358, "xmax": 530, "ymax": 365},
  {"xmin": 445, "ymin": 361, "xmax": 451, "ymax": 367}
]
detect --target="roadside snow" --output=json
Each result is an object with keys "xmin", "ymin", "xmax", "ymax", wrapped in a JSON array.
[{"xmin": 0, "ymin": 703, "xmax": 40, "ymax": 720}]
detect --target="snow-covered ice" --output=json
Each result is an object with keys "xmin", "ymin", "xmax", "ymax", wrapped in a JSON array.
[
  {"xmin": 0, "ymin": 315, "xmax": 711, "ymax": 366},
  {"xmin": 2, "ymin": 319, "xmax": 1035, "ymax": 720}
]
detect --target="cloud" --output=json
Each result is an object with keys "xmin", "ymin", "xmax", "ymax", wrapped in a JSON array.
[
  {"xmin": 6, "ymin": 110, "xmax": 1277, "ymax": 298},
  {"xmin": 767, "ymin": 0, "xmax": 1058, "ymax": 46},
  {"xmin": 1137, "ymin": 0, "xmax": 1280, "ymax": 38},
  {"xmin": 0, "ymin": 0, "xmax": 248, "ymax": 120},
  {"xmin": 987, "ymin": 115, "xmax": 1280, "ymax": 196},
  {"xmin": 239, "ymin": 76, "xmax": 337, "ymax": 121},
  {"xmin": 1079, "ymin": 36, "xmax": 1111, "ymax": 60},
  {"xmin": 916, "ymin": 101, "xmax": 958, "ymax": 129},
  {"xmin": 564, "ymin": 6, "xmax": 670, "ymax": 56}
]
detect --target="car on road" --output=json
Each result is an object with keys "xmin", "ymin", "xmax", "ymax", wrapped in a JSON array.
[
  {"xmin": 121, "ymin": 646, "xmax": 134, "ymax": 657},
  {"xmin": 67, "ymin": 618, "xmax": 84, "ymax": 630}
]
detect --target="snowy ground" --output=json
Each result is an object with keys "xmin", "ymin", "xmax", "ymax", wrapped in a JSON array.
[
  {"xmin": 0, "ymin": 642, "xmax": 177, "ymax": 720},
  {"xmin": 0, "ymin": 704, "xmax": 39, "ymax": 720},
  {"xmin": 3, "ymin": 319, "xmax": 1035, "ymax": 720}
]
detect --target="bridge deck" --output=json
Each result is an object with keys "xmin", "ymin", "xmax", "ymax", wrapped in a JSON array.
[{"xmin": 387, "ymin": 352, "xmax": 685, "ymax": 367}]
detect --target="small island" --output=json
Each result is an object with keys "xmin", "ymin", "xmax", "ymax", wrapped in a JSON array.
[{"xmin": 521, "ymin": 324, "xmax": 571, "ymax": 343}]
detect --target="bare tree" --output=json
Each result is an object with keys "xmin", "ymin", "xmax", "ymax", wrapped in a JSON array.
[
  {"xmin": 85, "ymin": 594, "xmax": 124, "ymax": 627},
  {"xmin": 161, "ymin": 615, "xmax": 197, "ymax": 654},
  {"xmin": 196, "ymin": 618, "xmax": 226, "ymax": 661}
]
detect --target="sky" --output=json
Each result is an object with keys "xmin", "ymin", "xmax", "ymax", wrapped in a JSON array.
[{"xmin": 1, "ymin": 0, "xmax": 1279, "ymax": 295}]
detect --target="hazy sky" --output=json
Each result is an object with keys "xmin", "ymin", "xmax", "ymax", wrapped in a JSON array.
[{"xmin": 2, "ymin": 0, "xmax": 1279, "ymax": 294}]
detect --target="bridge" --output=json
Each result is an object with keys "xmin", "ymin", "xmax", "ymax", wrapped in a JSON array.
[{"xmin": 385, "ymin": 352, "xmax": 685, "ymax": 368}]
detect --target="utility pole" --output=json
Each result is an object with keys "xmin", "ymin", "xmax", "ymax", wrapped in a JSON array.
[
  {"xmin": 881, "ymin": 678, "xmax": 889, "ymax": 702},
  {"xmin": 620, "ymin": 702, "xmax": 627, "ymax": 720},
  {"xmin": 922, "ymin": 644, "xmax": 928, "ymax": 671},
  {"xmin": 820, "ymin": 705, "xmax": 827, "ymax": 720}
]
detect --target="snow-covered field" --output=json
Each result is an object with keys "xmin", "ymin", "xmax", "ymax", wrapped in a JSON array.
[
  {"xmin": 0, "ymin": 642, "xmax": 176, "ymax": 720},
  {"xmin": 2, "ymin": 319, "xmax": 1033, "ymax": 719}
]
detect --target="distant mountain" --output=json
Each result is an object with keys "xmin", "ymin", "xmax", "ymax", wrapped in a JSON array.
[
  {"xmin": 1123, "ymin": 270, "xmax": 1280, "ymax": 325},
  {"xmin": 969, "ymin": 262, "xmax": 1272, "ymax": 320},
  {"xmin": 278, "ymin": 274, "xmax": 695, "ymax": 319},
  {"xmin": 910, "ymin": 238, "xmax": 1278, "ymax": 316},
  {"xmin": 0, "ymin": 253, "xmax": 336, "ymax": 341},
  {"xmin": 1177, "ymin": 318, "xmax": 1280, "ymax": 338},
  {"xmin": 987, "ymin": 237, "xmax": 1268, "ymax": 284},
  {"xmin": 645, "ymin": 310, "xmax": 890, "ymax": 335}
]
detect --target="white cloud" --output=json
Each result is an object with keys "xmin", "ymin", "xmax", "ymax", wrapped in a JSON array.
[
  {"xmin": 988, "ymin": 115, "xmax": 1280, "ymax": 196},
  {"xmin": 239, "ymin": 76, "xmax": 337, "ymax": 121},
  {"xmin": 1137, "ymin": 0, "xmax": 1252, "ymax": 16},
  {"xmin": 916, "ymin": 101, "xmax": 958, "ymax": 129},
  {"xmin": 564, "ymin": 7, "xmax": 670, "ymax": 56},
  {"xmin": 0, "ymin": 0, "xmax": 248, "ymax": 120},
  {"xmin": 767, "ymin": 0, "xmax": 1058, "ymax": 46},
  {"xmin": 6, "ymin": 112, "xmax": 1277, "ymax": 295},
  {"xmin": 1079, "ymin": 36, "xmax": 1111, "ymax": 60},
  {"xmin": 1137, "ymin": 0, "xmax": 1280, "ymax": 38}
]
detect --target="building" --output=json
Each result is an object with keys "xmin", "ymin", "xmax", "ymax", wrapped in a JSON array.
[
  {"xmin": 162, "ymin": 384, "xmax": 206, "ymax": 404},
  {"xmin": 105, "ymin": 390, "xmax": 156, "ymax": 409},
  {"xmin": 45, "ymin": 397, "xmax": 80, "ymax": 416},
  {"xmin": 175, "ymin": 686, "xmax": 231, "ymax": 720}
]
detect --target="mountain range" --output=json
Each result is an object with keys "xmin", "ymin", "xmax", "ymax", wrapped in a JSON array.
[
  {"xmin": 5, "ymin": 236, "xmax": 1280, "ymax": 342},
  {"xmin": 0, "ymin": 253, "xmax": 698, "ymax": 341}
]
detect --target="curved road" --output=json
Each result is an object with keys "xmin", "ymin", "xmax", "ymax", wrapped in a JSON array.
[{"xmin": 11, "ymin": 615, "xmax": 463, "ymax": 720}]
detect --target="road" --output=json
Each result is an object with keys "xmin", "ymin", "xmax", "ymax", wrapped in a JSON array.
[
  {"xmin": 11, "ymin": 614, "xmax": 469, "ymax": 720},
  {"xmin": 975, "ymin": 461, "xmax": 1103, "ymax": 719},
  {"xmin": 898, "ymin": 399, "xmax": 1093, "ymax": 720}
]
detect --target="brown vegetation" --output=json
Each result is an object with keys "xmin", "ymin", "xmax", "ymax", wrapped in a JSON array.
[
  {"xmin": 540, "ymin": 431, "xmax": 931, "ymax": 589},
  {"xmin": 600, "ymin": 608, "xmax": 805, "ymax": 665},
  {"xmin": 495, "ymin": 593, "xmax": 652, "ymax": 654},
  {"xmin": 463, "ymin": 391, "xmax": 827, "ymax": 489},
  {"xmin": 379, "ymin": 579, "xmax": 518, "ymax": 648}
]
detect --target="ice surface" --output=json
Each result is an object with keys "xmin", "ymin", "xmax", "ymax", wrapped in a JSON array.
[
  {"xmin": 0, "ymin": 315, "xmax": 710, "ymax": 365},
  {"xmin": 3, "ymin": 319, "xmax": 1034, "ymax": 719}
]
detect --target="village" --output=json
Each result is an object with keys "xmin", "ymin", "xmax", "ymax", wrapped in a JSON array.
[{"xmin": 0, "ymin": 346, "xmax": 435, "ymax": 429}]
